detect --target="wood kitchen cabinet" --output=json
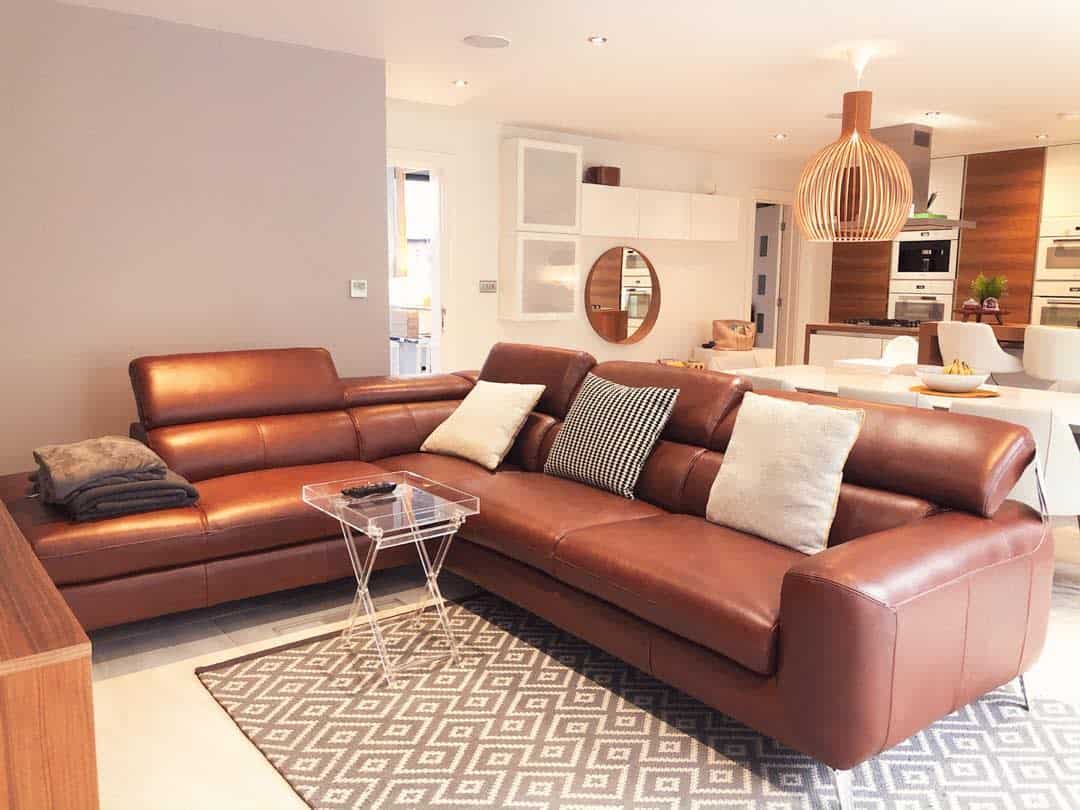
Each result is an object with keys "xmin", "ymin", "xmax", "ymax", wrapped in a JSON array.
[
  {"xmin": 828, "ymin": 241, "xmax": 892, "ymax": 322},
  {"xmin": 957, "ymin": 147, "xmax": 1045, "ymax": 323}
]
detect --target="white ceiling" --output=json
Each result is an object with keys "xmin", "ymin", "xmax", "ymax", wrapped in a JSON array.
[{"xmin": 71, "ymin": 0, "xmax": 1080, "ymax": 160}]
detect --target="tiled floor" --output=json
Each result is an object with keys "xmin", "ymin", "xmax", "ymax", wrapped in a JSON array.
[{"xmin": 91, "ymin": 529, "xmax": 1080, "ymax": 810}]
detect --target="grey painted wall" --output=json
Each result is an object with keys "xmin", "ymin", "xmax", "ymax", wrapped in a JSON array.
[{"xmin": 0, "ymin": 3, "xmax": 389, "ymax": 474}]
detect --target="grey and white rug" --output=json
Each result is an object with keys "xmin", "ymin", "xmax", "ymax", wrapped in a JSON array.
[{"xmin": 196, "ymin": 592, "xmax": 1080, "ymax": 809}]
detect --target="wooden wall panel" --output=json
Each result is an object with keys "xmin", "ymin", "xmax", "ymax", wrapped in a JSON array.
[
  {"xmin": 828, "ymin": 241, "xmax": 892, "ymax": 322},
  {"xmin": 957, "ymin": 148, "xmax": 1045, "ymax": 323}
]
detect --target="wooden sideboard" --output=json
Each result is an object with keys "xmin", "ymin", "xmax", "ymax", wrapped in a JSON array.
[
  {"xmin": 0, "ymin": 502, "xmax": 98, "ymax": 809},
  {"xmin": 917, "ymin": 321, "xmax": 1027, "ymax": 365}
]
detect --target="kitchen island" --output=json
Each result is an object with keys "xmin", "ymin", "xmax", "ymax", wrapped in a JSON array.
[{"xmin": 803, "ymin": 322, "xmax": 919, "ymax": 365}]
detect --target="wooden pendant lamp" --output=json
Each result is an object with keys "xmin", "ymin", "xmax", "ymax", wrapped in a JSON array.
[{"xmin": 794, "ymin": 90, "xmax": 913, "ymax": 242}]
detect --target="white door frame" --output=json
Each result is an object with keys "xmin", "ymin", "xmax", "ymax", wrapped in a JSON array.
[
  {"xmin": 748, "ymin": 188, "xmax": 802, "ymax": 366},
  {"xmin": 386, "ymin": 148, "xmax": 455, "ymax": 373}
]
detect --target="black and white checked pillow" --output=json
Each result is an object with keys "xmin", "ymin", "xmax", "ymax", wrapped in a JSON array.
[{"xmin": 544, "ymin": 373, "xmax": 679, "ymax": 498}]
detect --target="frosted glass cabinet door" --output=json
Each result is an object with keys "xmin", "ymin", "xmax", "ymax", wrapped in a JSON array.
[
  {"xmin": 518, "ymin": 235, "xmax": 579, "ymax": 318},
  {"xmin": 518, "ymin": 141, "xmax": 582, "ymax": 232}
]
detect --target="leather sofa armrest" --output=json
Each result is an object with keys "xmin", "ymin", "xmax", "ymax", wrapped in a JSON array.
[
  {"xmin": 777, "ymin": 502, "xmax": 1052, "ymax": 769},
  {"xmin": 129, "ymin": 421, "xmax": 149, "ymax": 446}
]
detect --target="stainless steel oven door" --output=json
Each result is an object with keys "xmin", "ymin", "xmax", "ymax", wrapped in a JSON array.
[{"xmin": 888, "ymin": 293, "xmax": 952, "ymax": 322}]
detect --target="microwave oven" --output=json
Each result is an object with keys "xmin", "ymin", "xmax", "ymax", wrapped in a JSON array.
[{"xmin": 890, "ymin": 229, "xmax": 959, "ymax": 281}]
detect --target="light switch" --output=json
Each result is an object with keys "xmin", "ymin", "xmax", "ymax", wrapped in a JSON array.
[{"xmin": 350, "ymin": 279, "xmax": 368, "ymax": 299}]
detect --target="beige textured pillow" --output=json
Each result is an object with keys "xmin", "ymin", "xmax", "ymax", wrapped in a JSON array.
[
  {"xmin": 706, "ymin": 392, "xmax": 864, "ymax": 554},
  {"xmin": 421, "ymin": 380, "xmax": 545, "ymax": 470}
]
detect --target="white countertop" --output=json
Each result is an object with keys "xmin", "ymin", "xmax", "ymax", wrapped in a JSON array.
[{"xmin": 730, "ymin": 365, "xmax": 1080, "ymax": 427}]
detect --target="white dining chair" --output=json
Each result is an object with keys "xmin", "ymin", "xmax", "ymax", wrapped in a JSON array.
[
  {"xmin": 1023, "ymin": 325, "xmax": 1080, "ymax": 389},
  {"xmin": 937, "ymin": 322, "xmax": 1024, "ymax": 381},
  {"xmin": 835, "ymin": 335, "xmax": 919, "ymax": 373},
  {"xmin": 741, "ymin": 372, "xmax": 796, "ymax": 392},
  {"xmin": 837, "ymin": 384, "xmax": 923, "ymax": 408},
  {"xmin": 949, "ymin": 398, "xmax": 1080, "ymax": 517}
]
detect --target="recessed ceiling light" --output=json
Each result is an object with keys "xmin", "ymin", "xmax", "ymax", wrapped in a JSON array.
[
  {"xmin": 463, "ymin": 34, "xmax": 510, "ymax": 49},
  {"xmin": 1035, "ymin": 133, "xmax": 1050, "ymax": 140},
  {"xmin": 452, "ymin": 79, "xmax": 469, "ymax": 88},
  {"xmin": 773, "ymin": 133, "xmax": 789, "ymax": 141},
  {"xmin": 1059, "ymin": 112, "xmax": 1080, "ymax": 121},
  {"xmin": 587, "ymin": 35, "xmax": 608, "ymax": 45},
  {"xmin": 924, "ymin": 111, "xmax": 943, "ymax": 119}
]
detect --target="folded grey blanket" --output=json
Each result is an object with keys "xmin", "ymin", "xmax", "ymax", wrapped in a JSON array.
[
  {"xmin": 33, "ymin": 436, "xmax": 166, "ymax": 503},
  {"xmin": 66, "ymin": 470, "xmax": 199, "ymax": 523}
]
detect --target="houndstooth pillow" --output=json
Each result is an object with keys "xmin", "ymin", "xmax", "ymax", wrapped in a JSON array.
[{"xmin": 545, "ymin": 373, "xmax": 679, "ymax": 498}]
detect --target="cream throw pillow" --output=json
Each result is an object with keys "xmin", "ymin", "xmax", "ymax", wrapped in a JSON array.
[
  {"xmin": 706, "ymin": 392, "xmax": 864, "ymax": 554},
  {"xmin": 421, "ymin": 380, "xmax": 545, "ymax": 470}
]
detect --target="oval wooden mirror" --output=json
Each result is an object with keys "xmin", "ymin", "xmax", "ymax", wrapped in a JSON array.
[{"xmin": 584, "ymin": 247, "xmax": 661, "ymax": 344}]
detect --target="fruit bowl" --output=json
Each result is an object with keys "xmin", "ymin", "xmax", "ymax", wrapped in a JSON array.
[{"xmin": 915, "ymin": 365, "xmax": 990, "ymax": 393}]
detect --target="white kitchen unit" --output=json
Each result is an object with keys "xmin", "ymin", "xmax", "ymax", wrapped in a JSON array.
[
  {"xmin": 501, "ymin": 138, "xmax": 583, "ymax": 234},
  {"xmin": 580, "ymin": 184, "xmax": 639, "ymax": 237},
  {"xmin": 637, "ymin": 189, "xmax": 691, "ymax": 240},
  {"xmin": 1043, "ymin": 144, "xmax": 1080, "ymax": 219},
  {"xmin": 498, "ymin": 232, "xmax": 580, "ymax": 320},
  {"xmin": 690, "ymin": 193, "xmax": 741, "ymax": 241},
  {"xmin": 807, "ymin": 333, "xmax": 885, "ymax": 367},
  {"xmin": 928, "ymin": 156, "xmax": 965, "ymax": 220}
]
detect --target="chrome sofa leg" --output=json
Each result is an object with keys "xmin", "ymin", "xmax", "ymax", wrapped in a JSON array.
[
  {"xmin": 832, "ymin": 768, "xmax": 854, "ymax": 810},
  {"xmin": 1018, "ymin": 674, "xmax": 1030, "ymax": 712}
]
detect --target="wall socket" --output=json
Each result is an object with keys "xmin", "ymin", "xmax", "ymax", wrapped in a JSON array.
[
  {"xmin": 350, "ymin": 279, "xmax": 368, "ymax": 298},
  {"xmin": 478, "ymin": 280, "xmax": 497, "ymax": 293}
]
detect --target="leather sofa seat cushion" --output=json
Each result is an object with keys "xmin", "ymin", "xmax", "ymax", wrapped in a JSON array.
[
  {"xmin": 552, "ymin": 514, "xmax": 803, "ymax": 675},
  {"xmin": 372, "ymin": 453, "xmax": 508, "ymax": 489},
  {"xmin": 197, "ymin": 460, "xmax": 386, "ymax": 558},
  {"xmin": 459, "ymin": 472, "xmax": 662, "ymax": 573},
  {"xmin": 15, "ymin": 503, "xmax": 207, "ymax": 587}
]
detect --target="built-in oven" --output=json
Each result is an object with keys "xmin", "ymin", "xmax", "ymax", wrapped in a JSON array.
[
  {"xmin": 1031, "ymin": 281, "xmax": 1080, "ymax": 328},
  {"xmin": 1035, "ymin": 217, "xmax": 1080, "ymax": 281},
  {"xmin": 887, "ymin": 279, "xmax": 953, "ymax": 322},
  {"xmin": 890, "ymin": 228, "xmax": 959, "ymax": 281}
]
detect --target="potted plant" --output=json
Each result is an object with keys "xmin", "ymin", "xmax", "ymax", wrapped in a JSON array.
[{"xmin": 970, "ymin": 273, "xmax": 1008, "ymax": 307}]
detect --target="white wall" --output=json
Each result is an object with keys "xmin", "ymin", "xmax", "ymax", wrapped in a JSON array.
[
  {"xmin": 0, "ymin": 3, "xmax": 389, "ymax": 475},
  {"xmin": 386, "ymin": 101, "xmax": 817, "ymax": 371}
]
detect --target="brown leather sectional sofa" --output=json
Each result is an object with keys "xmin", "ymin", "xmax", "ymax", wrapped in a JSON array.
[{"xmin": 0, "ymin": 342, "xmax": 1052, "ymax": 784}]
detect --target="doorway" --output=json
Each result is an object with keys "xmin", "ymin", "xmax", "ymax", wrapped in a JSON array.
[
  {"xmin": 386, "ymin": 151, "xmax": 450, "ymax": 375},
  {"xmin": 748, "ymin": 199, "xmax": 798, "ymax": 366}
]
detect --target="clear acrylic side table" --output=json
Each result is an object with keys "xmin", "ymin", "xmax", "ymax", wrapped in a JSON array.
[{"xmin": 302, "ymin": 472, "xmax": 479, "ymax": 687}]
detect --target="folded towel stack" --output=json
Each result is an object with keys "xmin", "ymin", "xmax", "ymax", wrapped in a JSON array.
[{"xmin": 32, "ymin": 436, "xmax": 199, "ymax": 522}]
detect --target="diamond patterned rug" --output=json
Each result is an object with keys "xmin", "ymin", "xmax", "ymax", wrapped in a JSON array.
[{"xmin": 196, "ymin": 592, "xmax": 1080, "ymax": 809}]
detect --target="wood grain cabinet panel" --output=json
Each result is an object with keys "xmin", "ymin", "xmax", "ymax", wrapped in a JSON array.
[
  {"xmin": 957, "ymin": 148, "xmax": 1046, "ymax": 323},
  {"xmin": 828, "ymin": 241, "xmax": 892, "ymax": 322}
]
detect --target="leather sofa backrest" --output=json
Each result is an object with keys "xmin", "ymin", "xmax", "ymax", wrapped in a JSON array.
[
  {"xmin": 479, "ymin": 343, "xmax": 595, "ymax": 419},
  {"xmin": 342, "ymin": 373, "xmax": 474, "ymax": 407},
  {"xmin": 590, "ymin": 363, "xmax": 750, "ymax": 447},
  {"xmin": 130, "ymin": 348, "xmax": 342, "ymax": 429},
  {"xmin": 348, "ymin": 401, "xmax": 462, "ymax": 461},
  {"xmin": 756, "ymin": 391, "xmax": 1036, "ymax": 518},
  {"xmin": 147, "ymin": 411, "xmax": 361, "ymax": 483}
]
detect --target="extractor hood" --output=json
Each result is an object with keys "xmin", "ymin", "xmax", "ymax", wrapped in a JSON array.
[{"xmin": 870, "ymin": 123, "xmax": 975, "ymax": 232}]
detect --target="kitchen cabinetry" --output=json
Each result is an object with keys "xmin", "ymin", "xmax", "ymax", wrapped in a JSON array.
[
  {"xmin": 828, "ymin": 241, "xmax": 892, "ymax": 322},
  {"xmin": 638, "ymin": 189, "xmax": 691, "ymax": 240},
  {"xmin": 581, "ymin": 184, "xmax": 639, "ymax": 237},
  {"xmin": 500, "ymin": 139, "xmax": 583, "ymax": 320},
  {"xmin": 690, "ymin": 193, "xmax": 740, "ymax": 241},
  {"xmin": 808, "ymin": 334, "xmax": 884, "ymax": 367},
  {"xmin": 1042, "ymin": 144, "xmax": 1080, "ymax": 219},
  {"xmin": 928, "ymin": 156, "xmax": 965, "ymax": 220},
  {"xmin": 957, "ymin": 147, "xmax": 1045, "ymax": 323}
]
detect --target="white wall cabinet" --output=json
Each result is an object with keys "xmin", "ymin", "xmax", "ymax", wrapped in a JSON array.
[
  {"xmin": 499, "ymin": 232, "xmax": 580, "ymax": 321},
  {"xmin": 502, "ymin": 138, "xmax": 582, "ymax": 234},
  {"xmin": 581, "ymin": 184, "xmax": 639, "ymax": 237},
  {"xmin": 637, "ymin": 189, "xmax": 691, "ymax": 240},
  {"xmin": 1043, "ymin": 144, "xmax": 1080, "ymax": 219},
  {"xmin": 690, "ymin": 193, "xmax": 740, "ymax": 241},
  {"xmin": 928, "ymin": 156, "xmax": 965, "ymax": 220},
  {"xmin": 580, "ymin": 184, "xmax": 739, "ymax": 242},
  {"xmin": 807, "ymin": 334, "xmax": 884, "ymax": 367}
]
